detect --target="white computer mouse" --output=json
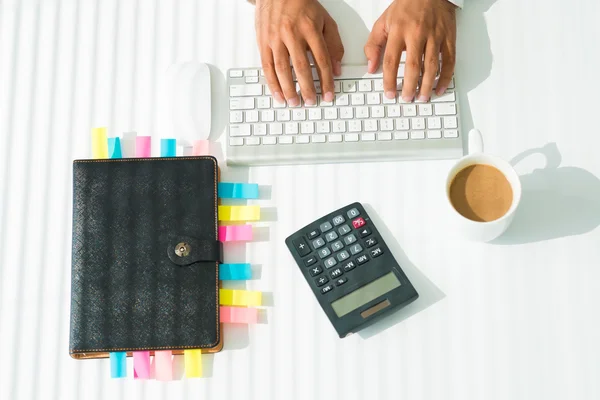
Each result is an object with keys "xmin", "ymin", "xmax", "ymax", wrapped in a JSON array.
[{"xmin": 160, "ymin": 61, "xmax": 212, "ymax": 142}]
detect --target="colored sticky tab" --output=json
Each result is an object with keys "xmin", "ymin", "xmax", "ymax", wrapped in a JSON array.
[
  {"xmin": 109, "ymin": 352, "xmax": 127, "ymax": 378},
  {"xmin": 218, "ymin": 225, "xmax": 253, "ymax": 242},
  {"xmin": 92, "ymin": 127, "xmax": 109, "ymax": 158},
  {"xmin": 218, "ymin": 205, "xmax": 260, "ymax": 222},
  {"xmin": 133, "ymin": 351, "xmax": 150, "ymax": 379},
  {"xmin": 219, "ymin": 263, "xmax": 252, "ymax": 280},
  {"xmin": 220, "ymin": 306, "xmax": 259, "ymax": 324},
  {"xmin": 160, "ymin": 138, "xmax": 177, "ymax": 157},
  {"xmin": 122, "ymin": 131, "xmax": 137, "ymax": 157},
  {"xmin": 136, "ymin": 136, "xmax": 151, "ymax": 157},
  {"xmin": 218, "ymin": 182, "xmax": 259, "ymax": 199},
  {"xmin": 193, "ymin": 140, "xmax": 209, "ymax": 155},
  {"xmin": 184, "ymin": 350, "xmax": 203, "ymax": 378},
  {"xmin": 219, "ymin": 289, "xmax": 262, "ymax": 307},
  {"xmin": 107, "ymin": 137, "xmax": 122, "ymax": 159},
  {"xmin": 154, "ymin": 350, "xmax": 173, "ymax": 381}
]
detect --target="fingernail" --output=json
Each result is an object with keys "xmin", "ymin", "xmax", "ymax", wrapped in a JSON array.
[
  {"xmin": 274, "ymin": 92, "xmax": 285, "ymax": 104},
  {"xmin": 304, "ymin": 98, "xmax": 316, "ymax": 106},
  {"xmin": 436, "ymin": 86, "xmax": 447, "ymax": 95},
  {"xmin": 323, "ymin": 91, "xmax": 334, "ymax": 102},
  {"xmin": 367, "ymin": 60, "xmax": 373, "ymax": 72},
  {"xmin": 385, "ymin": 91, "xmax": 395, "ymax": 100},
  {"xmin": 402, "ymin": 95, "xmax": 414, "ymax": 102},
  {"xmin": 335, "ymin": 61, "xmax": 342, "ymax": 76},
  {"xmin": 417, "ymin": 95, "xmax": 428, "ymax": 102},
  {"xmin": 288, "ymin": 97, "xmax": 299, "ymax": 107}
]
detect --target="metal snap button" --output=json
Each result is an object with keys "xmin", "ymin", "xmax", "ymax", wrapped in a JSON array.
[{"xmin": 175, "ymin": 242, "xmax": 191, "ymax": 257}]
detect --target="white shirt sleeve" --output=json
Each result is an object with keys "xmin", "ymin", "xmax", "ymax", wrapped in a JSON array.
[{"xmin": 447, "ymin": 0, "xmax": 463, "ymax": 7}]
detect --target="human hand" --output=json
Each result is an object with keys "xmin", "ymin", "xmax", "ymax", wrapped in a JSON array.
[
  {"xmin": 364, "ymin": 0, "xmax": 457, "ymax": 102},
  {"xmin": 254, "ymin": 0, "xmax": 344, "ymax": 106}
]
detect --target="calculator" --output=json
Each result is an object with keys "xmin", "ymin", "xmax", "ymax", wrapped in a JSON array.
[{"xmin": 285, "ymin": 202, "xmax": 419, "ymax": 338}]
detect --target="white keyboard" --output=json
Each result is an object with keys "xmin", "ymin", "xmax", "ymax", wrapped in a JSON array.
[{"xmin": 226, "ymin": 65, "xmax": 463, "ymax": 165}]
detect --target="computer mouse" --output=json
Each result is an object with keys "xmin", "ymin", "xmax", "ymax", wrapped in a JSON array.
[{"xmin": 160, "ymin": 61, "xmax": 212, "ymax": 142}]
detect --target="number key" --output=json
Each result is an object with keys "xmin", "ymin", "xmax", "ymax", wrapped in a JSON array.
[
  {"xmin": 344, "ymin": 234, "xmax": 357, "ymax": 245},
  {"xmin": 331, "ymin": 240, "xmax": 344, "ymax": 252},
  {"xmin": 347, "ymin": 208, "xmax": 360, "ymax": 218},
  {"xmin": 332, "ymin": 215, "xmax": 345, "ymax": 226},
  {"xmin": 338, "ymin": 224, "xmax": 351, "ymax": 235},
  {"xmin": 349, "ymin": 243, "xmax": 363, "ymax": 255},
  {"xmin": 318, "ymin": 247, "xmax": 331, "ymax": 259},
  {"xmin": 325, "ymin": 231, "xmax": 339, "ymax": 242},
  {"xmin": 324, "ymin": 257, "xmax": 337, "ymax": 269},
  {"xmin": 312, "ymin": 237, "xmax": 326, "ymax": 250},
  {"xmin": 336, "ymin": 250, "xmax": 350, "ymax": 262}
]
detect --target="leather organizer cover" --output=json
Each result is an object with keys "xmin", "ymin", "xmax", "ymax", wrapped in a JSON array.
[{"xmin": 69, "ymin": 156, "xmax": 222, "ymax": 359}]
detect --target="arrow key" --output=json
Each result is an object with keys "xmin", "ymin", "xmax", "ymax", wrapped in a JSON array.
[{"xmin": 358, "ymin": 227, "xmax": 372, "ymax": 238}]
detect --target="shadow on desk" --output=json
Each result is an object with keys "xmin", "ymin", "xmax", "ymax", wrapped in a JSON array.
[
  {"xmin": 359, "ymin": 204, "xmax": 446, "ymax": 340},
  {"xmin": 492, "ymin": 143, "xmax": 600, "ymax": 245}
]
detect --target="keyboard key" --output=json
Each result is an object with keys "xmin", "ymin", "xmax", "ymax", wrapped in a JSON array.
[
  {"xmin": 321, "ymin": 284, "xmax": 334, "ymax": 294},
  {"xmin": 307, "ymin": 229, "xmax": 320, "ymax": 240},
  {"xmin": 229, "ymin": 69, "xmax": 243, "ymax": 78},
  {"xmin": 431, "ymin": 91, "xmax": 456, "ymax": 103},
  {"xmin": 335, "ymin": 94, "xmax": 349, "ymax": 106},
  {"xmin": 246, "ymin": 110, "xmax": 259, "ymax": 123},
  {"xmin": 358, "ymin": 80, "xmax": 372, "ymax": 92},
  {"xmin": 411, "ymin": 131, "xmax": 425, "ymax": 140},
  {"xmin": 387, "ymin": 105, "xmax": 401, "ymax": 117},
  {"xmin": 443, "ymin": 116, "xmax": 458, "ymax": 129},
  {"xmin": 254, "ymin": 123, "xmax": 267, "ymax": 136},
  {"xmin": 319, "ymin": 97, "xmax": 333, "ymax": 107},
  {"xmin": 348, "ymin": 120, "xmax": 361, "ymax": 132},
  {"xmin": 371, "ymin": 106, "xmax": 385, "ymax": 118},
  {"xmin": 394, "ymin": 131, "xmax": 409, "ymax": 140},
  {"xmin": 412, "ymin": 118, "xmax": 425, "ymax": 130},
  {"xmin": 356, "ymin": 254, "xmax": 369, "ymax": 265},
  {"xmin": 403, "ymin": 105, "xmax": 417, "ymax": 117},
  {"xmin": 277, "ymin": 109, "xmax": 291, "ymax": 121},
  {"xmin": 343, "ymin": 81, "xmax": 357, "ymax": 92},
  {"xmin": 314, "ymin": 81, "xmax": 322, "ymax": 94},
  {"xmin": 419, "ymin": 104, "xmax": 433, "ymax": 116},
  {"xmin": 367, "ymin": 93, "xmax": 380, "ymax": 105},
  {"xmin": 342, "ymin": 260, "xmax": 356, "ymax": 272},
  {"xmin": 358, "ymin": 227, "xmax": 371, "ymax": 237},
  {"xmin": 427, "ymin": 117, "xmax": 442, "ymax": 129},
  {"xmin": 378, "ymin": 132, "xmax": 392, "ymax": 141},
  {"xmin": 315, "ymin": 276, "xmax": 329, "ymax": 287},
  {"xmin": 347, "ymin": 208, "xmax": 360, "ymax": 218},
  {"xmin": 325, "ymin": 230, "xmax": 339, "ymax": 242},
  {"xmin": 316, "ymin": 121, "xmax": 330, "ymax": 133},
  {"xmin": 309, "ymin": 265, "xmax": 323, "ymax": 276},
  {"xmin": 351, "ymin": 93, "xmax": 365, "ymax": 105},
  {"xmin": 273, "ymin": 98, "xmax": 286, "ymax": 108},
  {"xmin": 230, "ymin": 84, "xmax": 262, "ymax": 97},
  {"xmin": 324, "ymin": 257, "xmax": 337, "ymax": 269},
  {"xmin": 380, "ymin": 119, "xmax": 394, "ymax": 131},
  {"xmin": 435, "ymin": 103, "xmax": 457, "ymax": 115},
  {"xmin": 230, "ymin": 137, "xmax": 244, "ymax": 146},
  {"xmin": 245, "ymin": 76, "xmax": 259, "ymax": 84},
  {"xmin": 374, "ymin": 79, "xmax": 384, "ymax": 91},
  {"xmin": 382, "ymin": 95, "xmax": 397, "ymax": 104},
  {"xmin": 230, "ymin": 111, "xmax": 243, "ymax": 123},
  {"xmin": 317, "ymin": 247, "xmax": 331, "ymax": 259},
  {"xmin": 301, "ymin": 122, "xmax": 315, "ymax": 134},
  {"xmin": 334, "ymin": 81, "xmax": 342, "ymax": 93},
  {"xmin": 444, "ymin": 129, "xmax": 459, "ymax": 138},
  {"xmin": 352, "ymin": 217, "xmax": 366, "ymax": 229},
  {"xmin": 328, "ymin": 134, "xmax": 343, "ymax": 142},
  {"xmin": 293, "ymin": 237, "xmax": 311, "ymax": 256},
  {"xmin": 362, "ymin": 133, "xmax": 376, "ymax": 141},
  {"xmin": 331, "ymin": 240, "xmax": 344, "ymax": 252},
  {"xmin": 285, "ymin": 122, "xmax": 299, "ymax": 134},
  {"xmin": 259, "ymin": 110, "xmax": 274, "ymax": 122},
  {"xmin": 264, "ymin": 85, "xmax": 272, "ymax": 95},
  {"xmin": 304, "ymin": 255, "xmax": 318, "ymax": 266},
  {"xmin": 324, "ymin": 108, "xmax": 338, "ymax": 120},
  {"xmin": 427, "ymin": 130, "xmax": 442, "ymax": 139},
  {"xmin": 364, "ymin": 120, "xmax": 378, "ymax": 132},
  {"xmin": 396, "ymin": 78, "xmax": 403, "ymax": 90},
  {"xmin": 244, "ymin": 69, "xmax": 259, "ymax": 77},
  {"xmin": 343, "ymin": 234, "xmax": 357, "ymax": 245},
  {"xmin": 365, "ymin": 237, "xmax": 378, "ymax": 248},
  {"xmin": 263, "ymin": 136, "xmax": 276, "ymax": 145},
  {"xmin": 296, "ymin": 135, "xmax": 310, "ymax": 144},
  {"xmin": 269, "ymin": 123, "xmax": 283, "ymax": 135},
  {"xmin": 320, "ymin": 221, "xmax": 333, "ymax": 233},
  {"xmin": 332, "ymin": 120, "xmax": 346, "ymax": 133},
  {"xmin": 334, "ymin": 277, "xmax": 348, "ymax": 287},
  {"xmin": 370, "ymin": 247, "xmax": 384, "ymax": 258},
  {"xmin": 344, "ymin": 133, "xmax": 359, "ymax": 142},
  {"xmin": 230, "ymin": 124, "xmax": 252, "ymax": 137},
  {"xmin": 338, "ymin": 224, "xmax": 351, "ymax": 235},
  {"xmin": 312, "ymin": 135, "xmax": 326, "ymax": 143},
  {"xmin": 332, "ymin": 215, "xmax": 345, "ymax": 226},
  {"xmin": 330, "ymin": 267, "xmax": 343, "ymax": 278},
  {"xmin": 340, "ymin": 107, "xmax": 353, "ymax": 119},
  {"xmin": 230, "ymin": 98, "xmax": 255, "ymax": 110},
  {"xmin": 278, "ymin": 136, "xmax": 293, "ymax": 144},
  {"xmin": 395, "ymin": 118, "xmax": 410, "ymax": 130},
  {"xmin": 356, "ymin": 107, "xmax": 369, "ymax": 119},
  {"xmin": 246, "ymin": 137, "xmax": 260, "ymax": 145},
  {"xmin": 308, "ymin": 108, "xmax": 322, "ymax": 120},
  {"xmin": 292, "ymin": 109, "xmax": 306, "ymax": 121}
]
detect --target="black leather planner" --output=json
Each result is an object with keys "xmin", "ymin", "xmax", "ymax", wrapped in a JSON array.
[{"xmin": 69, "ymin": 156, "xmax": 223, "ymax": 359}]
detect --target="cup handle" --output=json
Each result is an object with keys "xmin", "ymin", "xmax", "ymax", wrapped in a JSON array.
[{"xmin": 468, "ymin": 129, "xmax": 484, "ymax": 155}]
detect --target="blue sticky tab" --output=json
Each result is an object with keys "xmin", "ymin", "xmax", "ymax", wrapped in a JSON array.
[
  {"xmin": 218, "ymin": 183, "xmax": 259, "ymax": 199},
  {"xmin": 219, "ymin": 263, "xmax": 252, "ymax": 280},
  {"xmin": 108, "ymin": 137, "xmax": 122, "ymax": 159},
  {"xmin": 160, "ymin": 138, "xmax": 177, "ymax": 157},
  {"xmin": 110, "ymin": 352, "xmax": 127, "ymax": 378}
]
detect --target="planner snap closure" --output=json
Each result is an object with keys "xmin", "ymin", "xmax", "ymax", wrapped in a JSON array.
[{"xmin": 175, "ymin": 242, "xmax": 191, "ymax": 257}]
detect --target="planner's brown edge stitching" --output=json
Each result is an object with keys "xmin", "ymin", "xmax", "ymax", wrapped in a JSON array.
[{"xmin": 70, "ymin": 156, "xmax": 221, "ymax": 353}]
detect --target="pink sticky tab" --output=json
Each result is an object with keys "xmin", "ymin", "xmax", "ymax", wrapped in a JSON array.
[
  {"xmin": 218, "ymin": 225, "xmax": 253, "ymax": 242},
  {"xmin": 220, "ymin": 306, "xmax": 259, "ymax": 324},
  {"xmin": 154, "ymin": 350, "xmax": 173, "ymax": 381},
  {"xmin": 193, "ymin": 140, "xmax": 209, "ymax": 155},
  {"xmin": 133, "ymin": 351, "xmax": 150, "ymax": 379},
  {"xmin": 136, "ymin": 136, "xmax": 151, "ymax": 157}
]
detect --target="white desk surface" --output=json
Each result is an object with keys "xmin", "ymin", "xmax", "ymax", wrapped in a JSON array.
[{"xmin": 2, "ymin": 0, "xmax": 600, "ymax": 399}]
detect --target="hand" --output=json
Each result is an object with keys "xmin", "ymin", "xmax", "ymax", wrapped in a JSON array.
[
  {"xmin": 364, "ymin": 0, "xmax": 457, "ymax": 102},
  {"xmin": 255, "ymin": 0, "xmax": 344, "ymax": 106}
]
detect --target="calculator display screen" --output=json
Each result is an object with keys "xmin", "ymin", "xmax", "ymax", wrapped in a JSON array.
[{"xmin": 331, "ymin": 272, "xmax": 401, "ymax": 317}]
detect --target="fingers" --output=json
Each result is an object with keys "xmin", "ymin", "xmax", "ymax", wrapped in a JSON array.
[
  {"xmin": 272, "ymin": 44, "xmax": 299, "ymax": 106},
  {"xmin": 306, "ymin": 32, "xmax": 335, "ymax": 102},
  {"xmin": 364, "ymin": 18, "xmax": 387, "ymax": 73},
  {"xmin": 286, "ymin": 38, "xmax": 317, "ymax": 105},
  {"xmin": 437, "ymin": 37, "xmax": 456, "ymax": 95},
  {"xmin": 260, "ymin": 47, "xmax": 285, "ymax": 104},
  {"xmin": 382, "ymin": 28, "xmax": 404, "ymax": 99},
  {"xmin": 401, "ymin": 38, "xmax": 426, "ymax": 102},
  {"xmin": 323, "ymin": 17, "xmax": 344, "ymax": 77},
  {"xmin": 417, "ymin": 39, "xmax": 440, "ymax": 101}
]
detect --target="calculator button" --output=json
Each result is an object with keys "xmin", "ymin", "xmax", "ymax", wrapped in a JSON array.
[
  {"xmin": 343, "ymin": 234, "xmax": 357, "ymax": 245},
  {"xmin": 304, "ymin": 255, "xmax": 318, "ymax": 266},
  {"xmin": 347, "ymin": 208, "xmax": 360, "ymax": 218},
  {"xmin": 365, "ymin": 237, "xmax": 378, "ymax": 248},
  {"xmin": 325, "ymin": 231, "xmax": 339, "ymax": 242},
  {"xmin": 315, "ymin": 276, "xmax": 329, "ymax": 287},
  {"xmin": 336, "ymin": 250, "xmax": 350, "ymax": 262},
  {"xmin": 349, "ymin": 243, "xmax": 363, "ymax": 255},
  {"xmin": 342, "ymin": 260, "xmax": 357, "ymax": 272},
  {"xmin": 293, "ymin": 237, "xmax": 311, "ymax": 257},
  {"xmin": 312, "ymin": 237, "xmax": 326, "ymax": 250},
  {"xmin": 370, "ymin": 247, "xmax": 384, "ymax": 258},
  {"xmin": 307, "ymin": 229, "xmax": 320, "ymax": 240},
  {"xmin": 324, "ymin": 257, "xmax": 338, "ymax": 269},
  {"xmin": 356, "ymin": 254, "xmax": 369, "ymax": 265},
  {"xmin": 358, "ymin": 227, "xmax": 372, "ymax": 238},
  {"xmin": 335, "ymin": 277, "xmax": 348, "ymax": 286},
  {"xmin": 309, "ymin": 265, "xmax": 323, "ymax": 276},
  {"xmin": 352, "ymin": 217, "xmax": 366, "ymax": 229},
  {"xmin": 332, "ymin": 215, "xmax": 345, "ymax": 226},
  {"xmin": 321, "ymin": 284, "xmax": 334, "ymax": 294},
  {"xmin": 330, "ymin": 268, "xmax": 343, "ymax": 278},
  {"xmin": 318, "ymin": 247, "xmax": 331, "ymax": 259},
  {"xmin": 338, "ymin": 224, "xmax": 351, "ymax": 235},
  {"xmin": 331, "ymin": 240, "xmax": 344, "ymax": 252},
  {"xmin": 320, "ymin": 221, "xmax": 333, "ymax": 233}
]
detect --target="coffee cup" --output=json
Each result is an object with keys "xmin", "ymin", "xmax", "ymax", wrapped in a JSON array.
[{"xmin": 445, "ymin": 129, "xmax": 522, "ymax": 242}]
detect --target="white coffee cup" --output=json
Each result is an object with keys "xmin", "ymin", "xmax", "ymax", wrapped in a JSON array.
[{"xmin": 445, "ymin": 129, "xmax": 522, "ymax": 242}]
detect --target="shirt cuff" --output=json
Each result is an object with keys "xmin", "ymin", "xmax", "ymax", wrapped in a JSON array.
[{"xmin": 446, "ymin": 0, "xmax": 463, "ymax": 7}]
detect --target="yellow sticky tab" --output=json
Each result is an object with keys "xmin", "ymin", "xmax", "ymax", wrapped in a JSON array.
[
  {"xmin": 218, "ymin": 206, "xmax": 260, "ymax": 222},
  {"xmin": 184, "ymin": 349, "xmax": 203, "ymax": 378},
  {"xmin": 219, "ymin": 288, "xmax": 234, "ymax": 305},
  {"xmin": 246, "ymin": 291, "xmax": 262, "ymax": 307},
  {"xmin": 219, "ymin": 289, "xmax": 262, "ymax": 306},
  {"xmin": 92, "ymin": 127, "xmax": 109, "ymax": 159}
]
